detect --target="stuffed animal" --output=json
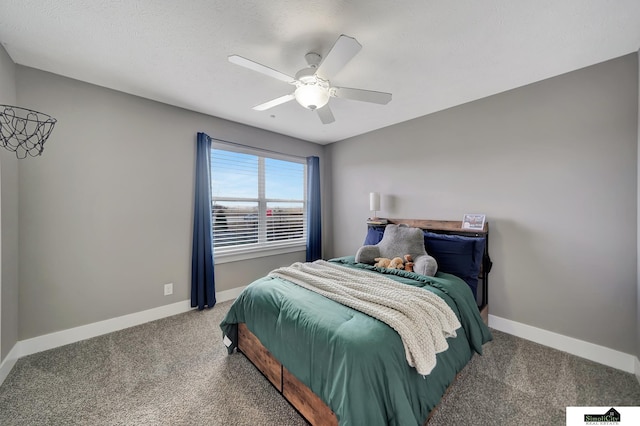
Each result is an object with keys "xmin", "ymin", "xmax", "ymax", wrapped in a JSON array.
[
  {"xmin": 374, "ymin": 256, "xmax": 409, "ymax": 270},
  {"xmin": 388, "ymin": 257, "xmax": 405, "ymax": 269},
  {"xmin": 373, "ymin": 257, "xmax": 392, "ymax": 268},
  {"xmin": 403, "ymin": 254, "xmax": 414, "ymax": 272},
  {"xmin": 355, "ymin": 224, "xmax": 438, "ymax": 276}
]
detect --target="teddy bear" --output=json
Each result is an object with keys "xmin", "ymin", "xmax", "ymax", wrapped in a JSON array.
[
  {"xmin": 373, "ymin": 257, "xmax": 392, "ymax": 268},
  {"xmin": 403, "ymin": 254, "xmax": 414, "ymax": 272},
  {"xmin": 388, "ymin": 257, "xmax": 405, "ymax": 269},
  {"xmin": 374, "ymin": 256, "xmax": 406, "ymax": 269}
]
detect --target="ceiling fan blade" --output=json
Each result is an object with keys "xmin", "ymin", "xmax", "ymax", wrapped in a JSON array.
[
  {"xmin": 316, "ymin": 35, "xmax": 362, "ymax": 79},
  {"xmin": 333, "ymin": 87, "xmax": 392, "ymax": 105},
  {"xmin": 228, "ymin": 55, "xmax": 295, "ymax": 84},
  {"xmin": 316, "ymin": 105, "xmax": 335, "ymax": 124},
  {"xmin": 252, "ymin": 94, "xmax": 295, "ymax": 111}
]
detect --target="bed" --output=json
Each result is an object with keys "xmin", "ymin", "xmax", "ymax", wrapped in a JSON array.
[{"xmin": 220, "ymin": 219, "xmax": 493, "ymax": 426}]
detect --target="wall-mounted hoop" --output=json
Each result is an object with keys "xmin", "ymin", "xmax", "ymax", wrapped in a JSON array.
[{"xmin": 0, "ymin": 105, "xmax": 57, "ymax": 159}]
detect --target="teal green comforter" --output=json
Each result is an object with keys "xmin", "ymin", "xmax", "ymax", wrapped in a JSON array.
[{"xmin": 220, "ymin": 257, "xmax": 492, "ymax": 426}]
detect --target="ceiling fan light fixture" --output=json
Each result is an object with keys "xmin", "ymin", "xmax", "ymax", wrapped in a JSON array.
[
  {"xmin": 229, "ymin": 35, "xmax": 391, "ymax": 123},
  {"xmin": 294, "ymin": 84, "xmax": 330, "ymax": 110}
]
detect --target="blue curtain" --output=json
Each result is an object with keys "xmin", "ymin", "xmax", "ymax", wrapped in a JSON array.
[
  {"xmin": 191, "ymin": 132, "xmax": 216, "ymax": 310},
  {"xmin": 306, "ymin": 156, "xmax": 322, "ymax": 262}
]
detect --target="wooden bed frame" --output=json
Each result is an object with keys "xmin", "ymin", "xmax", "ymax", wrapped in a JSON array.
[
  {"xmin": 238, "ymin": 323, "xmax": 338, "ymax": 426},
  {"xmin": 236, "ymin": 219, "xmax": 490, "ymax": 425}
]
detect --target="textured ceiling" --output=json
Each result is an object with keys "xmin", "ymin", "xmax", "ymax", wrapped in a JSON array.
[{"xmin": 1, "ymin": 1, "xmax": 639, "ymax": 144}]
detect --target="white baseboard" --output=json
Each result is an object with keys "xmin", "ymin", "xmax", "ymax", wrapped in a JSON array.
[
  {"xmin": 216, "ymin": 285, "xmax": 247, "ymax": 302},
  {"xmin": 19, "ymin": 299, "xmax": 193, "ymax": 357},
  {"xmin": 635, "ymin": 356, "xmax": 640, "ymax": 386},
  {"xmin": 0, "ymin": 343, "xmax": 19, "ymax": 386},
  {"xmin": 489, "ymin": 314, "xmax": 636, "ymax": 374},
  {"xmin": 0, "ymin": 286, "xmax": 245, "ymax": 387},
  {"xmin": 6, "ymin": 293, "xmax": 631, "ymax": 387}
]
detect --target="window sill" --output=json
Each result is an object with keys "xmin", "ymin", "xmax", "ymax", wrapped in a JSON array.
[{"xmin": 214, "ymin": 244, "xmax": 306, "ymax": 264}]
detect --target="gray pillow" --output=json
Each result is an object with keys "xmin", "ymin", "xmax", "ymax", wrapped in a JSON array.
[{"xmin": 355, "ymin": 224, "xmax": 438, "ymax": 276}]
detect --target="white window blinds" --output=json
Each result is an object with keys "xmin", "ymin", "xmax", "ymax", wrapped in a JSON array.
[{"xmin": 211, "ymin": 145, "xmax": 306, "ymax": 255}]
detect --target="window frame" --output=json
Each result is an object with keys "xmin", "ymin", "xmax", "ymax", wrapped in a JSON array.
[{"xmin": 210, "ymin": 142, "xmax": 307, "ymax": 263}]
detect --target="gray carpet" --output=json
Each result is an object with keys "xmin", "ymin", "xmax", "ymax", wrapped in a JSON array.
[{"xmin": 0, "ymin": 300, "xmax": 638, "ymax": 425}]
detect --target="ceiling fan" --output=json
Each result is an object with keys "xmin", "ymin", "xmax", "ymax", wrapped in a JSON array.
[{"xmin": 228, "ymin": 35, "xmax": 392, "ymax": 124}]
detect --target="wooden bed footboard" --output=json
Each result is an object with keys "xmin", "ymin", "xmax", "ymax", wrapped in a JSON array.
[
  {"xmin": 237, "ymin": 323, "xmax": 455, "ymax": 425},
  {"xmin": 237, "ymin": 323, "xmax": 282, "ymax": 391},
  {"xmin": 237, "ymin": 323, "xmax": 339, "ymax": 426}
]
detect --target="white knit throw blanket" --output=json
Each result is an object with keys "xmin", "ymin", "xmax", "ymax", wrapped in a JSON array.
[{"xmin": 268, "ymin": 260, "xmax": 461, "ymax": 375}]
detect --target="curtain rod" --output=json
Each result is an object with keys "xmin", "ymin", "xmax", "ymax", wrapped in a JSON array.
[{"xmin": 209, "ymin": 136, "xmax": 308, "ymax": 160}]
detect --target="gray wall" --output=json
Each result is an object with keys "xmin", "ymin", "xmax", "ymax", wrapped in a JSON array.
[
  {"xmin": 7, "ymin": 50, "xmax": 639, "ymax": 361},
  {"xmin": 0, "ymin": 44, "xmax": 19, "ymax": 362},
  {"xmin": 328, "ymin": 54, "xmax": 638, "ymax": 354},
  {"xmin": 637, "ymin": 49, "xmax": 640, "ymax": 367},
  {"xmin": 16, "ymin": 66, "xmax": 325, "ymax": 340}
]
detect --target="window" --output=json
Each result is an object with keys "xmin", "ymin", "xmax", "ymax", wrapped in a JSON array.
[{"xmin": 211, "ymin": 144, "xmax": 306, "ymax": 259}]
